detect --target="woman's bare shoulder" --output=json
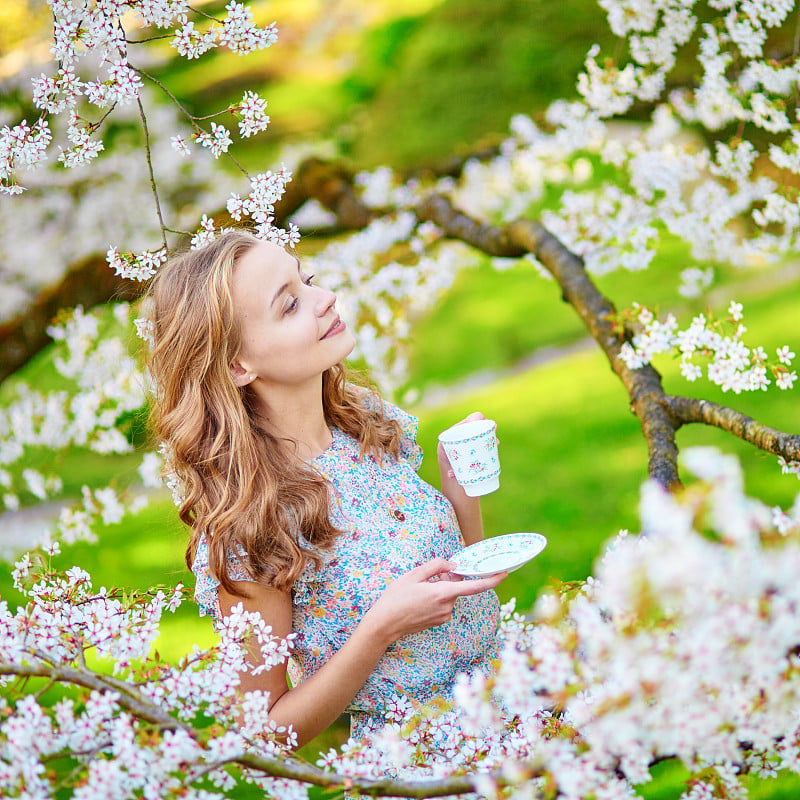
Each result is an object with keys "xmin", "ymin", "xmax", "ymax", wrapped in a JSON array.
[{"xmin": 217, "ymin": 580, "xmax": 293, "ymax": 636}]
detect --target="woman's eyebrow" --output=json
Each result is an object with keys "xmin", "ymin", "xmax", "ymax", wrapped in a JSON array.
[{"xmin": 270, "ymin": 257, "xmax": 303, "ymax": 308}]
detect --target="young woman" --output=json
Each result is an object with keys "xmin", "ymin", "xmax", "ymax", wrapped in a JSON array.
[{"xmin": 147, "ymin": 229, "xmax": 506, "ymax": 748}]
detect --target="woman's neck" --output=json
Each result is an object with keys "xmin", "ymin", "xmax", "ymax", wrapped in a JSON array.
[{"xmin": 251, "ymin": 379, "xmax": 332, "ymax": 459}]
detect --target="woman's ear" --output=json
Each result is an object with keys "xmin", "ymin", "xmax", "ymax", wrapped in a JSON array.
[{"xmin": 230, "ymin": 360, "xmax": 253, "ymax": 387}]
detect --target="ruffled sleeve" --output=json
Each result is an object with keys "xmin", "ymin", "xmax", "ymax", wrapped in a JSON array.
[
  {"xmin": 356, "ymin": 388, "xmax": 423, "ymax": 471},
  {"xmin": 192, "ymin": 533, "xmax": 253, "ymax": 625}
]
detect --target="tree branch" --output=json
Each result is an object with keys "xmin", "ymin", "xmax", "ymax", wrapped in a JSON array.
[
  {"xmin": 293, "ymin": 157, "xmax": 374, "ymax": 230},
  {"xmin": 506, "ymin": 217, "xmax": 682, "ymax": 489},
  {"xmin": 0, "ymin": 150, "xmax": 535, "ymax": 380},
  {"xmin": 0, "ymin": 158, "xmax": 366, "ymax": 381},
  {"xmin": 1, "ymin": 660, "xmax": 188, "ymax": 730},
  {"xmin": 0, "ymin": 254, "xmax": 141, "ymax": 384},
  {"xmin": 416, "ymin": 195, "xmax": 682, "ymax": 488},
  {"xmin": 5, "ymin": 158, "xmax": 799, "ymax": 487},
  {"xmin": 0, "ymin": 658, "xmax": 527, "ymax": 798},
  {"xmin": 665, "ymin": 395, "xmax": 800, "ymax": 462},
  {"xmin": 415, "ymin": 194, "xmax": 800, "ymax": 485},
  {"xmin": 234, "ymin": 751, "xmax": 526, "ymax": 798},
  {"xmin": 415, "ymin": 194, "xmax": 525, "ymax": 258}
]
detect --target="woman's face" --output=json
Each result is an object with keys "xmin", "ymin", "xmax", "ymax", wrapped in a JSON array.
[{"xmin": 229, "ymin": 239, "xmax": 355, "ymax": 390}]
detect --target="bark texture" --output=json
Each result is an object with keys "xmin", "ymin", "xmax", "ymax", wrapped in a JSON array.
[{"xmin": 665, "ymin": 395, "xmax": 800, "ymax": 461}]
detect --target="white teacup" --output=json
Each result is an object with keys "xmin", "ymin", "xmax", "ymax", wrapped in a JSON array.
[{"xmin": 438, "ymin": 419, "xmax": 500, "ymax": 497}]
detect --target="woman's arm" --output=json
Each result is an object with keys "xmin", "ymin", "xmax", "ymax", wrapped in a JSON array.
[
  {"xmin": 439, "ymin": 471, "xmax": 484, "ymax": 545},
  {"xmin": 218, "ymin": 558, "xmax": 505, "ymax": 748},
  {"xmin": 437, "ymin": 411, "xmax": 489, "ymax": 546}
]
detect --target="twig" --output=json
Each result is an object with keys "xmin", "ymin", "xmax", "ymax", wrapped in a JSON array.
[
  {"xmin": 134, "ymin": 66, "xmax": 250, "ymax": 178},
  {"xmin": 187, "ymin": 5, "xmax": 219, "ymax": 23},
  {"xmin": 84, "ymin": 103, "xmax": 119, "ymax": 135},
  {"xmin": 126, "ymin": 33, "xmax": 175, "ymax": 44},
  {"xmin": 134, "ymin": 67, "xmax": 200, "ymax": 128},
  {"xmin": 33, "ymin": 677, "xmax": 56, "ymax": 700},
  {"xmin": 190, "ymin": 109, "xmax": 237, "ymax": 122},
  {"xmin": 136, "ymin": 95, "xmax": 168, "ymax": 252},
  {"xmin": 234, "ymin": 751, "xmax": 528, "ymax": 798}
]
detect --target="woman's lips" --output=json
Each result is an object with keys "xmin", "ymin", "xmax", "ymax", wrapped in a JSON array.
[{"xmin": 322, "ymin": 318, "xmax": 345, "ymax": 339}]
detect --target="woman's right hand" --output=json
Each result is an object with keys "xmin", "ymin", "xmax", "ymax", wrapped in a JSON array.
[{"xmin": 363, "ymin": 558, "xmax": 506, "ymax": 645}]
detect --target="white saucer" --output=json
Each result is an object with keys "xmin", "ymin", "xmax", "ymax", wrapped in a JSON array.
[{"xmin": 450, "ymin": 533, "xmax": 547, "ymax": 578}]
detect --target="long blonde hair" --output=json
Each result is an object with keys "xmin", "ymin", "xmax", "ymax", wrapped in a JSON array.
[{"xmin": 147, "ymin": 230, "xmax": 404, "ymax": 595}]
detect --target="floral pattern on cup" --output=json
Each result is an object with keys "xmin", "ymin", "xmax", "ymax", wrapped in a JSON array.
[{"xmin": 438, "ymin": 419, "xmax": 500, "ymax": 496}]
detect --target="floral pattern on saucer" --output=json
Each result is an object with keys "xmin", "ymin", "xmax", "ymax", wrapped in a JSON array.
[{"xmin": 450, "ymin": 532, "xmax": 547, "ymax": 578}]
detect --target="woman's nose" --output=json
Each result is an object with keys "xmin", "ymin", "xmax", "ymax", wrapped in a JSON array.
[{"xmin": 315, "ymin": 286, "xmax": 337, "ymax": 315}]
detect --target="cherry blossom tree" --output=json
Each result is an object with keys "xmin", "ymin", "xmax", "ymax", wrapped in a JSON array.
[{"xmin": 3, "ymin": 1, "xmax": 800, "ymax": 798}]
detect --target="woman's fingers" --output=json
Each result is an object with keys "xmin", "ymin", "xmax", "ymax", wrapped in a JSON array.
[
  {"xmin": 405, "ymin": 557, "xmax": 455, "ymax": 583},
  {"xmin": 371, "ymin": 561, "xmax": 505, "ymax": 640},
  {"xmin": 407, "ymin": 559, "xmax": 506, "ymax": 593},
  {"xmin": 441, "ymin": 571, "xmax": 507, "ymax": 596}
]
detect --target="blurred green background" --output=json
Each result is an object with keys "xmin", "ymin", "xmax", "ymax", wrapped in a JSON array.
[{"xmin": 2, "ymin": 0, "xmax": 800, "ymax": 796}]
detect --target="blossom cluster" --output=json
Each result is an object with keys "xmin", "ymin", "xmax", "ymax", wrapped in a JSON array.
[
  {"xmin": 413, "ymin": 1, "xmax": 800, "ymax": 278},
  {"xmin": 168, "ymin": 89, "xmax": 270, "ymax": 159},
  {"xmin": 0, "ymin": 118, "xmax": 52, "ymax": 194},
  {"xmin": 171, "ymin": 3, "xmax": 277, "ymax": 59},
  {"xmin": 0, "ymin": 89, "xmax": 240, "ymax": 322},
  {"xmin": 5, "ymin": 450, "xmax": 800, "ymax": 799},
  {"xmin": 1, "ymin": 0, "xmax": 277, "ymax": 194},
  {"xmin": 445, "ymin": 101, "xmax": 780, "ymax": 277},
  {"xmin": 226, "ymin": 167, "xmax": 299, "ymax": 246},
  {"xmin": 617, "ymin": 300, "xmax": 797, "ymax": 392},
  {"xmin": 0, "ymin": 554, "xmax": 301, "ymax": 798},
  {"xmin": 107, "ymin": 245, "xmax": 167, "ymax": 281},
  {"xmin": 319, "ymin": 448, "xmax": 800, "ymax": 800},
  {"xmin": 0, "ymin": 304, "xmax": 144, "ymax": 515}
]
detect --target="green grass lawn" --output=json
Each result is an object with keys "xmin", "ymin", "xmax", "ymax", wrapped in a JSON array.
[{"xmin": 348, "ymin": 0, "xmax": 613, "ymax": 168}]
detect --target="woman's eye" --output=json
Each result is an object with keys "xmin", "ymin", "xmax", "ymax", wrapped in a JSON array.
[{"xmin": 284, "ymin": 275, "xmax": 314, "ymax": 314}]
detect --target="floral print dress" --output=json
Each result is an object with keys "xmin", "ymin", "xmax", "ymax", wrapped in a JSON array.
[{"xmin": 192, "ymin": 399, "xmax": 501, "ymax": 740}]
